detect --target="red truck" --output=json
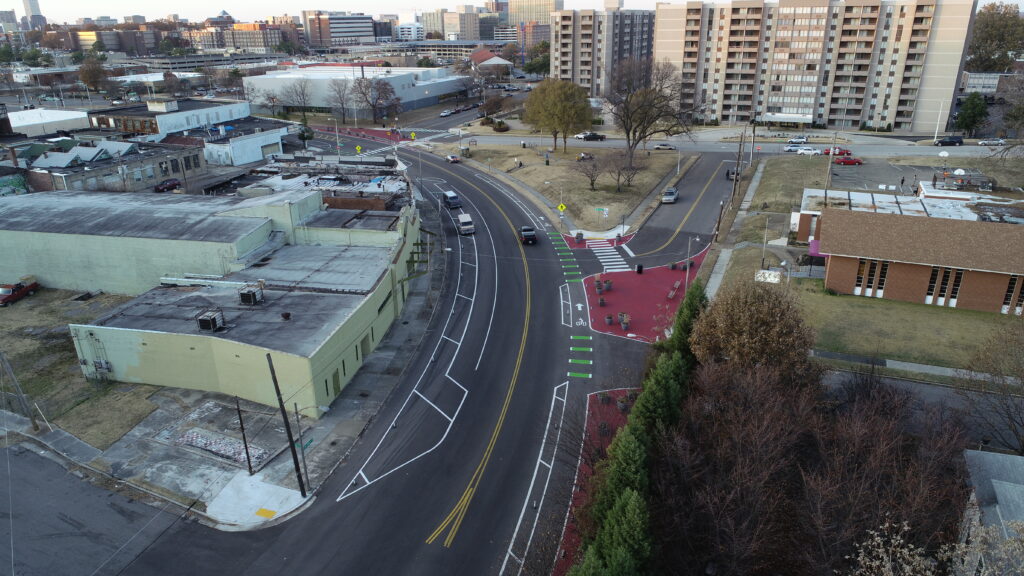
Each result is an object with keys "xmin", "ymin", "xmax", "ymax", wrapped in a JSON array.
[{"xmin": 0, "ymin": 276, "xmax": 40, "ymax": 307}]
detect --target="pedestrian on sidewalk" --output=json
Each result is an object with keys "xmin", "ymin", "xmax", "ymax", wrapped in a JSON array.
[{"xmin": 900, "ymin": 176, "xmax": 905, "ymax": 187}]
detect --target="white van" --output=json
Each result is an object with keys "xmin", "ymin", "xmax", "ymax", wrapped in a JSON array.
[
  {"xmin": 457, "ymin": 213, "xmax": 475, "ymax": 235},
  {"xmin": 443, "ymin": 190, "xmax": 461, "ymax": 209}
]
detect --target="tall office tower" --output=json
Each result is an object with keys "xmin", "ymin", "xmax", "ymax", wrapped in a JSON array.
[
  {"xmin": 420, "ymin": 9, "xmax": 448, "ymax": 38},
  {"xmin": 302, "ymin": 11, "xmax": 375, "ymax": 48},
  {"xmin": 22, "ymin": 0, "xmax": 45, "ymax": 30},
  {"xmin": 652, "ymin": 0, "xmax": 976, "ymax": 132},
  {"xmin": 444, "ymin": 11, "xmax": 481, "ymax": 40},
  {"xmin": 509, "ymin": 0, "xmax": 563, "ymax": 26},
  {"xmin": 551, "ymin": 9, "xmax": 656, "ymax": 96}
]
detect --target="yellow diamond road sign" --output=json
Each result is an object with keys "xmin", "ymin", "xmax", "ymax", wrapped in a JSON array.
[
  {"xmin": 411, "ymin": 132, "xmax": 416, "ymax": 140},
  {"xmin": 356, "ymin": 145, "xmax": 362, "ymax": 153},
  {"xmin": 557, "ymin": 203, "xmax": 567, "ymax": 212}
]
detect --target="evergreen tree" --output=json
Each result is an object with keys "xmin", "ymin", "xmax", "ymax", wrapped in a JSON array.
[{"xmin": 588, "ymin": 425, "xmax": 647, "ymax": 529}]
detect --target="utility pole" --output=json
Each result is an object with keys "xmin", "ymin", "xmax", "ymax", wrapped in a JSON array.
[
  {"xmin": 266, "ymin": 353, "xmax": 307, "ymax": 498},
  {"xmin": 0, "ymin": 351, "xmax": 39, "ymax": 431},
  {"xmin": 823, "ymin": 131, "xmax": 837, "ymax": 198},
  {"xmin": 730, "ymin": 127, "xmax": 746, "ymax": 207},
  {"xmin": 294, "ymin": 403, "xmax": 310, "ymax": 489},
  {"xmin": 235, "ymin": 397, "xmax": 254, "ymax": 475},
  {"xmin": 749, "ymin": 123, "xmax": 755, "ymax": 166}
]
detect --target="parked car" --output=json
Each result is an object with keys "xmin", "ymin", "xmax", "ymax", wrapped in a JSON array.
[
  {"xmin": 154, "ymin": 178, "xmax": 181, "ymax": 192},
  {"xmin": 445, "ymin": 155, "xmax": 461, "ymax": 163},
  {"xmin": 110, "ymin": 100, "xmax": 125, "ymax": 105},
  {"xmin": 783, "ymin": 144, "xmax": 803, "ymax": 152},
  {"xmin": 787, "ymin": 136, "xmax": 808, "ymax": 144},
  {"xmin": 726, "ymin": 169, "xmax": 738, "ymax": 180},
  {"xmin": 978, "ymin": 138, "xmax": 1006, "ymax": 146},
  {"xmin": 934, "ymin": 136, "xmax": 963, "ymax": 146},
  {"xmin": 475, "ymin": 111, "xmax": 485, "ymax": 118},
  {"xmin": 823, "ymin": 147, "xmax": 851, "ymax": 156},
  {"xmin": 519, "ymin": 225, "xmax": 537, "ymax": 244},
  {"xmin": 0, "ymin": 277, "xmax": 40, "ymax": 307},
  {"xmin": 662, "ymin": 187, "xmax": 679, "ymax": 203},
  {"xmin": 653, "ymin": 143, "xmax": 676, "ymax": 150},
  {"xmin": 796, "ymin": 147, "xmax": 821, "ymax": 156},
  {"xmin": 439, "ymin": 109, "xmax": 453, "ymax": 117},
  {"xmin": 833, "ymin": 156, "xmax": 864, "ymax": 165}
]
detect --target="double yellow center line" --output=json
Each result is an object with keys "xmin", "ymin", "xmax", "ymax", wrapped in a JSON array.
[{"xmin": 424, "ymin": 159, "xmax": 532, "ymax": 548}]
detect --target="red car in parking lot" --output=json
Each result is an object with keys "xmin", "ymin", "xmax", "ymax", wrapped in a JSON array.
[
  {"xmin": 833, "ymin": 156, "xmax": 863, "ymax": 165},
  {"xmin": 824, "ymin": 147, "xmax": 851, "ymax": 156}
]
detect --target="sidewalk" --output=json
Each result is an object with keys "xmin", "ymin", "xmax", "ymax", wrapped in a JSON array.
[{"xmin": 1, "ymin": 196, "xmax": 446, "ymax": 531}]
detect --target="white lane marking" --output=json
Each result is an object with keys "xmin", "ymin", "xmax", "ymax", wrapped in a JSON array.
[
  {"xmin": 339, "ymin": 192, "xmax": 477, "ymax": 501},
  {"xmin": 621, "ymin": 243, "xmax": 635, "ymax": 258},
  {"xmin": 414, "ymin": 389, "xmax": 454, "ymax": 422},
  {"xmin": 559, "ymin": 284, "xmax": 572, "ymax": 328},
  {"xmin": 457, "ymin": 294, "xmax": 474, "ymax": 301},
  {"xmin": 500, "ymin": 382, "xmax": 569, "ymax": 576}
]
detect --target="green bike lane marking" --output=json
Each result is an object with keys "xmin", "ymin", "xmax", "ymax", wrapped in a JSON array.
[
  {"xmin": 570, "ymin": 347, "xmax": 592, "ymax": 352},
  {"xmin": 567, "ymin": 372, "xmax": 592, "ymax": 379},
  {"xmin": 571, "ymin": 335, "xmax": 592, "ymax": 340},
  {"xmin": 569, "ymin": 359, "xmax": 593, "ymax": 365}
]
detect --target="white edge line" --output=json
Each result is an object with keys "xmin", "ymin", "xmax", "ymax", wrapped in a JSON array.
[
  {"xmin": 338, "ymin": 197, "xmax": 468, "ymax": 502},
  {"xmin": 500, "ymin": 381, "xmax": 568, "ymax": 576},
  {"xmin": 620, "ymin": 243, "xmax": 635, "ymax": 258}
]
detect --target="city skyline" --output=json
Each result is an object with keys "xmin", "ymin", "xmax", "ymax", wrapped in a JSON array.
[{"xmin": 2, "ymin": 0, "xmax": 1020, "ymax": 28}]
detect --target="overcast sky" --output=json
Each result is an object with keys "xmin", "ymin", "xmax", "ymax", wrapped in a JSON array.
[{"xmin": 9, "ymin": 0, "xmax": 1022, "ymax": 27}]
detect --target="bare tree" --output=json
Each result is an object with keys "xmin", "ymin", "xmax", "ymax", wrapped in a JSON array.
[
  {"xmin": 956, "ymin": 317, "xmax": 1024, "ymax": 454},
  {"xmin": 256, "ymin": 88, "xmax": 282, "ymax": 117},
  {"xmin": 352, "ymin": 78, "xmax": 402, "ymax": 124},
  {"xmin": 608, "ymin": 58, "xmax": 694, "ymax": 167},
  {"xmin": 279, "ymin": 78, "xmax": 314, "ymax": 121},
  {"xmin": 608, "ymin": 153, "xmax": 645, "ymax": 192},
  {"xmin": 570, "ymin": 157, "xmax": 605, "ymax": 191},
  {"xmin": 326, "ymin": 78, "xmax": 352, "ymax": 125}
]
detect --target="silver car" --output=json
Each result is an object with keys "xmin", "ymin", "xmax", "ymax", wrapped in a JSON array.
[
  {"xmin": 783, "ymin": 144, "xmax": 803, "ymax": 152},
  {"xmin": 978, "ymin": 138, "xmax": 1006, "ymax": 146},
  {"xmin": 662, "ymin": 187, "xmax": 679, "ymax": 203},
  {"xmin": 796, "ymin": 146, "xmax": 821, "ymax": 156}
]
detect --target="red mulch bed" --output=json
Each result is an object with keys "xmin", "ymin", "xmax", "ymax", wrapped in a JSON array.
[
  {"xmin": 586, "ymin": 250, "xmax": 708, "ymax": 343},
  {"xmin": 551, "ymin": 388, "xmax": 636, "ymax": 576}
]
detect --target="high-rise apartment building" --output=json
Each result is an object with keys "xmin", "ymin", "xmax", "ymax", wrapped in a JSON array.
[
  {"xmin": 302, "ymin": 11, "xmax": 375, "ymax": 48},
  {"xmin": 124, "ymin": 15, "xmax": 146, "ymax": 24},
  {"xmin": 494, "ymin": 25, "xmax": 519, "ymax": 42},
  {"xmin": 653, "ymin": 0, "xmax": 976, "ymax": 132},
  {"xmin": 444, "ymin": 11, "xmax": 481, "ymax": 40},
  {"xmin": 519, "ymin": 21, "xmax": 550, "ymax": 50},
  {"xmin": 420, "ymin": 9, "xmax": 448, "ymax": 38},
  {"xmin": 509, "ymin": 0, "xmax": 563, "ymax": 26},
  {"xmin": 551, "ymin": 9, "xmax": 656, "ymax": 97}
]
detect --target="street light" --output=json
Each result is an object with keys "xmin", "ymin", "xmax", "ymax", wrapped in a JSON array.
[
  {"xmin": 293, "ymin": 404, "xmax": 330, "ymax": 490},
  {"xmin": 685, "ymin": 235, "xmax": 701, "ymax": 292}
]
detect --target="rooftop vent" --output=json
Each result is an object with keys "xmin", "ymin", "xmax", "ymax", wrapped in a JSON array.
[
  {"xmin": 239, "ymin": 285, "xmax": 264, "ymax": 306},
  {"xmin": 196, "ymin": 309, "xmax": 226, "ymax": 331}
]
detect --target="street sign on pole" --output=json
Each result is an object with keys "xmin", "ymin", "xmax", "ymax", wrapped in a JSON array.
[
  {"xmin": 557, "ymin": 203, "xmax": 567, "ymax": 212},
  {"xmin": 411, "ymin": 132, "xmax": 416, "ymax": 140},
  {"xmin": 356, "ymin": 145, "xmax": 362, "ymax": 153}
]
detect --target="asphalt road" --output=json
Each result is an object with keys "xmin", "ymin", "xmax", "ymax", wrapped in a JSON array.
[
  {"xmin": 0, "ymin": 444, "xmax": 179, "ymax": 576},
  {"xmin": 112, "ymin": 139, "xmax": 649, "ymax": 576}
]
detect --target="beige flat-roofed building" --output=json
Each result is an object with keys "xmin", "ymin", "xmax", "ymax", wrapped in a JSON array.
[{"xmin": 653, "ymin": 0, "xmax": 976, "ymax": 132}]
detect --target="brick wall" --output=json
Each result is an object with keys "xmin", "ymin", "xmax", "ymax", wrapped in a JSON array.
[
  {"xmin": 824, "ymin": 255, "xmax": 859, "ymax": 293},
  {"xmin": 796, "ymin": 213, "xmax": 812, "ymax": 242},
  {"xmin": 881, "ymin": 262, "xmax": 931, "ymax": 304},
  {"xmin": 322, "ymin": 196, "xmax": 388, "ymax": 211},
  {"xmin": 956, "ymin": 270, "xmax": 1017, "ymax": 313}
]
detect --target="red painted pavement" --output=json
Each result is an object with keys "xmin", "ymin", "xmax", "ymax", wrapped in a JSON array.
[
  {"xmin": 560, "ymin": 233, "xmax": 636, "ymax": 250},
  {"xmin": 312, "ymin": 126, "xmax": 411, "ymax": 143},
  {"xmin": 551, "ymin": 388, "xmax": 636, "ymax": 576},
  {"xmin": 585, "ymin": 249, "xmax": 708, "ymax": 343}
]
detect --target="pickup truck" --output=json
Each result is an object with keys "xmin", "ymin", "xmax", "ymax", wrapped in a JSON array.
[
  {"xmin": 0, "ymin": 278, "xmax": 40, "ymax": 307},
  {"xmin": 519, "ymin": 225, "xmax": 537, "ymax": 244}
]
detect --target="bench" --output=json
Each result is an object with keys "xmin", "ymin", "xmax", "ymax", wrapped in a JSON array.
[{"xmin": 668, "ymin": 279, "xmax": 682, "ymax": 300}]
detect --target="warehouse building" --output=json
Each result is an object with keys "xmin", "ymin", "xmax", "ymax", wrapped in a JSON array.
[
  {"xmin": 243, "ymin": 65, "xmax": 469, "ymax": 116},
  {"xmin": 0, "ymin": 186, "xmax": 420, "ymax": 416}
]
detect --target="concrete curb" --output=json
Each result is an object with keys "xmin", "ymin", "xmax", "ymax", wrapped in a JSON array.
[{"xmin": 457, "ymin": 153, "xmax": 575, "ymax": 232}]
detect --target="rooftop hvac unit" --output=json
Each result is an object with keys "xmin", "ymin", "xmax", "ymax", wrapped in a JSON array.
[
  {"xmin": 196, "ymin": 309, "xmax": 226, "ymax": 331},
  {"xmin": 240, "ymin": 286, "xmax": 264, "ymax": 305}
]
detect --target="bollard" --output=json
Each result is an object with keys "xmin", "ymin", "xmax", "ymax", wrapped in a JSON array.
[
  {"xmin": 521, "ymin": 141, "xmax": 526, "ymax": 148},
  {"xmin": 636, "ymin": 264, "xmax": 644, "ymax": 274}
]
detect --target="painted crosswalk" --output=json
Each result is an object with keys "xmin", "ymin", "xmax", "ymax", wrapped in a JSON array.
[{"xmin": 587, "ymin": 240, "xmax": 631, "ymax": 272}]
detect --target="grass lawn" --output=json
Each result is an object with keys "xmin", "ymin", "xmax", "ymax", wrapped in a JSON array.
[
  {"xmin": 56, "ymin": 384, "xmax": 159, "ymax": 450},
  {"xmin": 721, "ymin": 246, "xmax": 1011, "ymax": 369},
  {"xmin": 440, "ymin": 143, "xmax": 686, "ymax": 230},
  {"xmin": 750, "ymin": 155, "xmax": 833, "ymax": 214}
]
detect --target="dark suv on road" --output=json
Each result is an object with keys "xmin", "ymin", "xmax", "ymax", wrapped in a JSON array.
[
  {"xmin": 934, "ymin": 136, "xmax": 964, "ymax": 146},
  {"xmin": 519, "ymin": 226, "xmax": 537, "ymax": 244}
]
